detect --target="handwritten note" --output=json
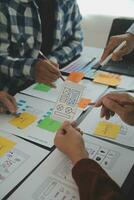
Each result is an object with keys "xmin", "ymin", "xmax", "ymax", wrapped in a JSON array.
[
  {"xmin": 67, "ymin": 72, "xmax": 84, "ymax": 83},
  {"xmin": 0, "ymin": 137, "xmax": 16, "ymax": 157},
  {"xmin": 78, "ymin": 98, "xmax": 92, "ymax": 109},
  {"xmin": 9, "ymin": 112, "xmax": 37, "ymax": 129},
  {"xmin": 93, "ymin": 72, "xmax": 121, "ymax": 86},
  {"xmin": 94, "ymin": 121, "xmax": 121, "ymax": 139}
]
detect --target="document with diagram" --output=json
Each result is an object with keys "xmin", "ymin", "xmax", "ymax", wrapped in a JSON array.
[
  {"xmin": 0, "ymin": 131, "xmax": 49, "ymax": 200},
  {"xmin": 79, "ymin": 105, "xmax": 134, "ymax": 148},
  {"xmin": 8, "ymin": 135, "xmax": 134, "ymax": 200},
  {"xmin": 0, "ymin": 93, "xmax": 82, "ymax": 148}
]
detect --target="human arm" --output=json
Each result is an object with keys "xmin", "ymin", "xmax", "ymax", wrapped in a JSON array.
[
  {"xmin": 47, "ymin": 0, "xmax": 83, "ymax": 66},
  {"xmin": 101, "ymin": 24, "xmax": 134, "ymax": 62},
  {"xmin": 95, "ymin": 92, "xmax": 134, "ymax": 126},
  {"xmin": 54, "ymin": 121, "xmax": 125, "ymax": 200},
  {"xmin": 0, "ymin": 91, "xmax": 17, "ymax": 114},
  {"xmin": 0, "ymin": 5, "xmax": 60, "ymax": 86}
]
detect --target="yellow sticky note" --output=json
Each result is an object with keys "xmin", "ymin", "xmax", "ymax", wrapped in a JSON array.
[
  {"xmin": 67, "ymin": 72, "xmax": 84, "ymax": 83},
  {"xmin": 94, "ymin": 72, "xmax": 121, "ymax": 86},
  {"xmin": 9, "ymin": 112, "xmax": 37, "ymax": 129},
  {"xmin": 0, "ymin": 137, "xmax": 16, "ymax": 157},
  {"xmin": 94, "ymin": 121, "xmax": 121, "ymax": 139},
  {"xmin": 78, "ymin": 98, "xmax": 92, "ymax": 109}
]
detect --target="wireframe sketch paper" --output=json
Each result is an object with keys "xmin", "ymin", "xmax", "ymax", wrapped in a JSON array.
[
  {"xmin": 0, "ymin": 131, "xmax": 49, "ymax": 199},
  {"xmin": 8, "ymin": 135, "xmax": 134, "ymax": 200},
  {"xmin": 52, "ymin": 81, "xmax": 85, "ymax": 122},
  {"xmin": 0, "ymin": 93, "xmax": 82, "ymax": 148},
  {"xmin": 79, "ymin": 106, "xmax": 134, "ymax": 148}
]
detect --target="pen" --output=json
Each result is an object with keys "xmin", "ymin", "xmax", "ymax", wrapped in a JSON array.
[
  {"xmin": 81, "ymin": 57, "xmax": 96, "ymax": 69},
  {"xmin": 39, "ymin": 51, "xmax": 65, "ymax": 82},
  {"xmin": 112, "ymin": 89, "xmax": 134, "ymax": 93},
  {"xmin": 100, "ymin": 40, "xmax": 127, "ymax": 67}
]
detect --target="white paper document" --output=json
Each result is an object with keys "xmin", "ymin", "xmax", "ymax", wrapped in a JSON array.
[
  {"xmin": 8, "ymin": 135, "xmax": 134, "ymax": 200},
  {"xmin": 52, "ymin": 81, "xmax": 85, "ymax": 122},
  {"xmin": 0, "ymin": 93, "xmax": 58, "ymax": 148},
  {"xmin": 117, "ymin": 75, "xmax": 134, "ymax": 90},
  {"xmin": 0, "ymin": 131, "xmax": 49, "ymax": 200},
  {"xmin": 81, "ymin": 79, "xmax": 107, "ymax": 101},
  {"xmin": 79, "ymin": 106, "xmax": 134, "ymax": 148},
  {"xmin": 21, "ymin": 79, "xmax": 64, "ymax": 103},
  {"xmin": 0, "ymin": 93, "xmax": 82, "ymax": 148}
]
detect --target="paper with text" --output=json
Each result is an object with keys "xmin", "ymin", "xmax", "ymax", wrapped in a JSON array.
[
  {"xmin": 0, "ymin": 93, "xmax": 82, "ymax": 148},
  {"xmin": 8, "ymin": 135, "xmax": 134, "ymax": 200},
  {"xmin": 79, "ymin": 106, "xmax": 134, "ymax": 148},
  {"xmin": 0, "ymin": 131, "xmax": 49, "ymax": 200}
]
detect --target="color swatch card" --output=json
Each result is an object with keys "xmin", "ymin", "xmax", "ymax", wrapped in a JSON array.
[
  {"xmin": 21, "ymin": 78, "xmax": 64, "ymax": 103},
  {"xmin": 0, "ymin": 131, "xmax": 49, "ymax": 200},
  {"xmin": 0, "ymin": 93, "xmax": 82, "ymax": 148},
  {"xmin": 8, "ymin": 135, "xmax": 134, "ymax": 200},
  {"xmin": 61, "ymin": 46, "xmax": 103, "ymax": 78},
  {"xmin": 79, "ymin": 106, "xmax": 134, "ymax": 148},
  {"xmin": 52, "ymin": 81, "xmax": 85, "ymax": 122}
]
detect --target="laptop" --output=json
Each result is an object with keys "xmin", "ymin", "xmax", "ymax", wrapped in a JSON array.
[{"xmin": 92, "ymin": 18, "xmax": 134, "ymax": 76}]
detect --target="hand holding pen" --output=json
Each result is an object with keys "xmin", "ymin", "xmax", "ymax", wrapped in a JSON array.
[
  {"xmin": 39, "ymin": 51, "xmax": 65, "ymax": 82},
  {"xmin": 101, "ymin": 33, "xmax": 134, "ymax": 62},
  {"xmin": 100, "ymin": 41, "xmax": 127, "ymax": 66},
  {"xmin": 0, "ymin": 91, "xmax": 17, "ymax": 114},
  {"xmin": 95, "ymin": 92, "xmax": 134, "ymax": 126}
]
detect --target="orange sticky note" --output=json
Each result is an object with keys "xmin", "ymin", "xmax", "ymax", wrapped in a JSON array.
[
  {"xmin": 94, "ymin": 121, "xmax": 121, "ymax": 139},
  {"xmin": 0, "ymin": 137, "xmax": 16, "ymax": 157},
  {"xmin": 67, "ymin": 72, "xmax": 84, "ymax": 83},
  {"xmin": 93, "ymin": 72, "xmax": 121, "ymax": 86},
  {"xmin": 78, "ymin": 98, "xmax": 92, "ymax": 108}
]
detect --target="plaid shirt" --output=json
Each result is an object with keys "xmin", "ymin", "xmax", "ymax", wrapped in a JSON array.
[{"xmin": 0, "ymin": 0, "xmax": 83, "ymax": 90}]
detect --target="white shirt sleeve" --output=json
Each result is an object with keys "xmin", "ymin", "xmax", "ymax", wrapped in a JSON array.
[{"xmin": 127, "ymin": 23, "xmax": 134, "ymax": 34}]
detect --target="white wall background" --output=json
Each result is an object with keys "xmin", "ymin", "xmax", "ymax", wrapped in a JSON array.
[{"xmin": 77, "ymin": 0, "xmax": 134, "ymax": 48}]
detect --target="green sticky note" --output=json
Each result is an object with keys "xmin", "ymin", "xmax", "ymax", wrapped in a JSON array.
[
  {"xmin": 34, "ymin": 83, "xmax": 51, "ymax": 92},
  {"xmin": 38, "ymin": 116, "xmax": 61, "ymax": 132}
]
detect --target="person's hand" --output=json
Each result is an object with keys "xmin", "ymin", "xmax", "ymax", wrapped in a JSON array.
[
  {"xmin": 35, "ymin": 59, "xmax": 60, "ymax": 87},
  {"xmin": 95, "ymin": 92, "xmax": 134, "ymax": 126},
  {"xmin": 101, "ymin": 33, "xmax": 134, "ymax": 62},
  {"xmin": 0, "ymin": 91, "xmax": 17, "ymax": 114},
  {"xmin": 54, "ymin": 121, "xmax": 88, "ymax": 165}
]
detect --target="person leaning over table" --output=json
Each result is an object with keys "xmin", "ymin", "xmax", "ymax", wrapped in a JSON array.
[
  {"xmin": 54, "ymin": 92, "xmax": 134, "ymax": 200},
  {"xmin": 0, "ymin": 0, "xmax": 59, "ymax": 93},
  {"xmin": 0, "ymin": 91, "xmax": 17, "ymax": 114},
  {"xmin": 101, "ymin": 23, "xmax": 134, "ymax": 62},
  {"xmin": 0, "ymin": 0, "xmax": 83, "ymax": 94},
  {"xmin": 36, "ymin": 0, "xmax": 83, "ymax": 67}
]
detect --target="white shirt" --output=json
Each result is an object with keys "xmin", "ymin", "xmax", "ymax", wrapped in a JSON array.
[{"xmin": 127, "ymin": 23, "xmax": 134, "ymax": 34}]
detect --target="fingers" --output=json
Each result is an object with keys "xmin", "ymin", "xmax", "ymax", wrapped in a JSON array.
[
  {"xmin": 101, "ymin": 37, "xmax": 120, "ymax": 62},
  {"xmin": 45, "ymin": 60, "xmax": 60, "ymax": 75},
  {"xmin": 112, "ymin": 46, "xmax": 129, "ymax": 61},
  {"xmin": 35, "ymin": 59, "xmax": 61, "ymax": 85},
  {"xmin": 0, "ymin": 92, "xmax": 17, "ymax": 113},
  {"xmin": 101, "ymin": 97, "xmax": 124, "ymax": 118}
]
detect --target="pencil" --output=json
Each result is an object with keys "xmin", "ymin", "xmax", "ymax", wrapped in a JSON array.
[
  {"xmin": 100, "ymin": 41, "xmax": 127, "ymax": 67},
  {"xmin": 39, "ymin": 51, "xmax": 65, "ymax": 81}
]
